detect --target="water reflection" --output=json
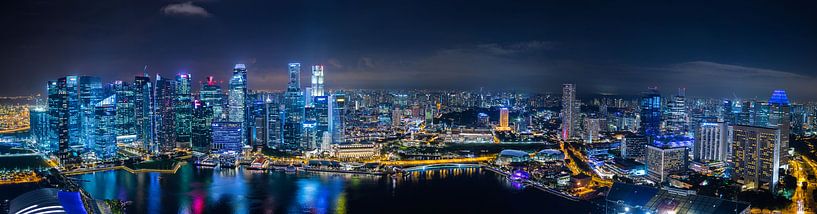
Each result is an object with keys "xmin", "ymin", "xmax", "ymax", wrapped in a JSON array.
[{"xmin": 74, "ymin": 165, "xmax": 586, "ymax": 214}]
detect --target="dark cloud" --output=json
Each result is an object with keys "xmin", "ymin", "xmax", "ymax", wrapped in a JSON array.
[{"xmin": 161, "ymin": 2, "xmax": 210, "ymax": 17}]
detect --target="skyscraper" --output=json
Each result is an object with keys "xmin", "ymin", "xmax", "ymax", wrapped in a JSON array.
[
  {"xmin": 767, "ymin": 89, "xmax": 790, "ymax": 165},
  {"xmin": 200, "ymin": 76, "xmax": 224, "ymax": 121},
  {"xmin": 645, "ymin": 143, "xmax": 688, "ymax": 183},
  {"xmin": 47, "ymin": 76, "xmax": 101, "ymax": 166},
  {"xmin": 229, "ymin": 64, "xmax": 248, "ymax": 144},
  {"xmin": 497, "ymin": 107, "xmax": 510, "ymax": 131},
  {"xmin": 264, "ymin": 99, "xmax": 282, "ymax": 148},
  {"xmin": 561, "ymin": 84, "xmax": 577, "ymax": 140},
  {"xmin": 94, "ymin": 95, "xmax": 117, "ymax": 160},
  {"xmin": 133, "ymin": 75, "xmax": 153, "ymax": 152},
  {"xmin": 640, "ymin": 87, "xmax": 662, "ymax": 139},
  {"xmin": 311, "ymin": 65, "xmax": 325, "ymax": 97},
  {"xmin": 112, "ymin": 81, "xmax": 135, "ymax": 139},
  {"xmin": 732, "ymin": 125, "xmax": 781, "ymax": 190},
  {"xmin": 29, "ymin": 105, "xmax": 51, "ymax": 152},
  {"xmin": 666, "ymin": 88, "xmax": 687, "ymax": 134},
  {"xmin": 174, "ymin": 73, "xmax": 193, "ymax": 148},
  {"xmin": 154, "ymin": 75, "xmax": 176, "ymax": 153},
  {"xmin": 211, "ymin": 122, "xmax": 242, "ymax": 153},
  {"xmin": 192, "ymin": 100, "xmax": 214, "ymax": 152},
  {"xmin": 693, "ymin": 121, "xmax": 730, "ymax": 162},
  {"xmin": 313, "ymin": 96, "xmax": 330, "ymax": 148},
  {"xmin": 283, "ymin": 63, "xmax": 304, "ymax": 150},
  {"xmin": 329, "ymin": 93, "xmax": 346, "ymax": 144}
]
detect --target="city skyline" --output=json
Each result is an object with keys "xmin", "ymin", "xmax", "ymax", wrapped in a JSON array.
[{"xmin": 3, "ymin": 1, "xmax": 817, "ymax": 98}]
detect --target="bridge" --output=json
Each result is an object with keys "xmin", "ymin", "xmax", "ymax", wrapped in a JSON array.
[
  {"xmin": 402, "ymin": 163, "xmax": 481, "ymax": 172},
  {"xmin": 377, "ymin": 156, "xmax": 494, "ymax": 167}
]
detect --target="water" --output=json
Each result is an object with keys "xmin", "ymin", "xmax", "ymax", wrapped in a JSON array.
[{"xmin": 74, "ymin": 165, "xmax": 596, "ymax": 214}]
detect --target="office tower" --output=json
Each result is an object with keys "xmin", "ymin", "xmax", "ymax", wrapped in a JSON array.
[
  {"xmin": 94, "ymin": 95, "xmax": 117, "ymax": 159},
  {"xmin": 621, "ymin": 134, "xmax": 648, "ymax": 162},
  {"xmin": 767, "ymin": 89, "xmax": 790, "ymax": 165},
  {"xmin": 192, "ymin": 100, "xmax": 214, "ymax": 152},
  {"xmin": 640, "ymin": 87, "xmax": 662, "ymax": 138},
  {"xmin": 200, "ymin": 76, "xmax": 224, "ymax": 121},
  {"xmin": 722, "ymin": 99, "xmax": 735, "ymax": 124},
  {"xmin": 694, "ymin": 121, "xmax": 730, "ymax": 162},
  {"xmin": 154, "ymin": 75, "xmax": 176, "ymax": 153},
  {"xmin": 311, "ymin": 65, "xmax": 325, "ymax": 97},
  {"xmin": 30, "ymin": 105, "xmax": 51, "ymax": 152},
  {"xmin": 229, "ymin": 64, "xmax": 249, "ymax": 144},
  {"xmin": 750, "ymin": 101, "xmax": 770, "ymax": 127},
  {"xmin": 736, "ymin": 101, "xmax": 751, "ymax": 125},
  {"xmin": 329, "ymin": 93, "xmax": 346, "ymax": 144},
  {"xmin": 666, "ymin": 88, "xmax": 687, "ymax": 134},
  {"xmin": 314, "ymin": 96, "xmax": 330, "ymax": 146},
  {"xmin": 497, "ymin": 107, "xmax": 510, "ymax": 131},
  {"xmin": 732, "ymin": 125, "xmax": 781, "ymax": 190},
  {"xmin": 583, "ymin": 117, "xmax": 605, "ymax": 143},
  {"xmin": 174, "ymin": 73, "xmax": 193, "ymax": 148},
  {"xmin": 112, "ymin": 81, "xmax": 135, "ymax": 138},
  {"xmin": 211, "ymin": 122, "xmax": 242, "ymax": 153},
  {"xmin": 133, "ymin": 75, "xmax": 153, "ymax": 152},
  {"xmin": 477, "ymin": 112, "xmax": 490, "ymax": 128},
  {"xmin": 425, "ymin": 106, "xmax": 434, "ymax": 127},
  {"xmin": 645, "ymin": 143, "xmax": 688, "ymax": 183},
  {"xmin": 264, "ymin": 100, "xmax": 282, "ymax": 148},
  {"xmin": 283, "ymin": 63, "xmax": 304, "ymax": 149},
  {"xmin": 47, "ymin": 76, "xmax": 101, "ymax": 166},
  {"xmin": 561, "ymin": 84, "xmax": 577, "ymax": 140},
  {"xmin": 392, "ymin": 107, "xmax": 402, "ymax": 127}
]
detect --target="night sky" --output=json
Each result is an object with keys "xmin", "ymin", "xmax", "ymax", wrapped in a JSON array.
[{"xmin": 2, "ymin": 1, "xmax": 817, "ymax": 99}]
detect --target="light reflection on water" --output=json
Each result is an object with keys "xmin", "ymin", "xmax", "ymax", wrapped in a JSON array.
[{"xmin": 74, "ymin": 165, "xmax": 582, "ymax": 214}]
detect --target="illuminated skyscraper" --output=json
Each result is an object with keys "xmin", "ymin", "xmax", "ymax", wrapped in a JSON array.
[
  {"xmin": 640, "ymin": 87, "xmax": 662, "ymax": 138},
  {"xmin": 767, "ymin": 89, "xmax": 790, "ymax": 165},
  {"xmin": 47, "ymin": 76, "xmax": 101, "ymax": 166},
  {"xmin": 311, "ymin": 65, "xmax": 325, "ymax": 97},
  {"xmin": 666, "ymin": 88, "xmax": 687, "ymax": 134},
  {"xmin": 560, "ymin": 84, "xmax": 577, "ymax": 140},
  {"xmin": 174, "ymin": 74, "xmax": 193, "ymax": 148},
  {"xmin": 264, "ymin": 99, "xmax": 282, "ymax": 148},
  {"xmin": 29, "ymin": 105, "xmax": 50, "ymax": 152},
  {"xmin": 229, "ymin": 64, "xmax": 248, "ymax": 144},
  {"xmin": 112, "ymin": 81, "xmax": 135, "ymax": 139},
  {"xmin": 154, "ymin": 75, "xmax": 176, "ymax": 153},
  {"xmin": 94, "ymin": 95, "xmax": 117, "ymax": 159},
  {"xmin": 313, "ymin": 96, "xmax": 330, "ymax": 148},
  {"xmin": 645, "ymin": 141, "xmax": 688, "ymax": 183},
  {"xmin": 133, "ymin": 75, "xmax": 153, "ymax": 151},
  {"xmin": 200, "ymin": 76, "xmax": 224, "ymax": 121},
  {"xmin": 329, "ymin": 93, "xmax": 346, "ymax": 144},
  {"xmin": 732, "ymin": 125, "xmax": 781, "ymax": 190},
  {"xmin": 497, "ymin": 107, "xmax": 510, "ymax": 131},
  {"xmin": 283, "ymin": 63, "xmax": 304, "ymax": 149},
  {"xmin": 192, "ymin": 100, "xmax": 214, "ymax": 152},
  {"xmin": 693, "ymin": 121, "xmax": 730, "ymax": 162}
]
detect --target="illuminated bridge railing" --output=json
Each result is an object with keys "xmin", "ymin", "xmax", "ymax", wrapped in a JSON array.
[{"xmin": 402, "ymin": 164, "xmax": 481, "ymax": 172}]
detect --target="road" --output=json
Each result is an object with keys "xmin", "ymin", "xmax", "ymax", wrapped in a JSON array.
[{"xmin": 789, "ymin": 155, "xmax": 817, "ymax": 214}]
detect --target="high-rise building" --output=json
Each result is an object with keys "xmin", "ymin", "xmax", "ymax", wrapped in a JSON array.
[
  {"xmin": 311, "ymin": 65, "xmax": 325, "ymax": 97},
  {"xmin": 192, "ymin": 100, "xmax": 214, "ymax": 152},
  {"xmin": 228, "ymin": 64, "xmax": 248, "ymax": 144},
  {"xmin": 111, "ymin": 81, "xmax": 135, "ymax": 139},
  {"xmin": 497, "ymin": 107, "xmax": 510, "ymax": 131},
  {"xmin": 621, "ymin": 134, "xmax": 648, "ymax": 162},
  {"xmin": 94, "ymin": 95, "xmax": 117, "ymax": 160},
  {"xmin": 732, "ymin": 125, "xmax": 781, "ymax": 190},
  {"xmin": 767, "ymin": 89, "xmax": 790, "ymax": 165},
  {"xmin": 30, "ymin": 105, "xmax": 51, "ymax": 152},
  {"xmin": 133, "ymin": 75, "xmax": 153, "ymax": 152},
  {"xmin": 154, "ymin": 75, "xmax": 176, "ymax": 153},
  {"xmin": 640, "ymin": 87, "xmax": 662, "ymax": 139},
  {"xmin": 47, "ymin": 76, "xmax": 101, "ymax": 166},
  {"xmin": 174, "ymin": 74, "xmax": 193, "ymax": 148},
  {"xmin": 211, "ymin": 122, "xmax": 242, "ymax": 153},
  {"xmin": 314, "ymin": 96, "xmax": 330, "ymax": 147},
  {"xmin": 264, "ymin": 99, "xmax": 282, "ymax": 148},
  {"xmin": 48, "ymin": 79, "xmax": 73, "ymax": 166},
  {"xmin": 645, "ymin": 143, "xmax": 688, "ymax": 183},
  {"xmin": 583, "ymin": 117, "xmax": 605, "ymax": 143},
  {"xmin": 200, "ymin": 76, "xmax": 224, "ymax": 121},
  {"xmin": 750, "ymin": 101, "xmax": 770, "ymax": 127},
  {"xmin": 693, "ymin": 121, "xmax": 730, "ymax": 162},
  {"xmin": 283, "ymin": 63, "xmax": 304, "ymax": 150},
  {"xmin": 329, "ymin": 93, "xmax": 346, "ymax": 144},
  {"xmin": 666, "ymin": 88, "xmax": 687, "ymax": 134},
  {"xmin": 561, "ymin": 84, "xmax": 577, "ymax": 140}
]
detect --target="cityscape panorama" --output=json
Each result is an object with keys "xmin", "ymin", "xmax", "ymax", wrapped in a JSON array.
[{"xmin": 2, "ymin": 1, "xmax": 817, "ymax": 214}]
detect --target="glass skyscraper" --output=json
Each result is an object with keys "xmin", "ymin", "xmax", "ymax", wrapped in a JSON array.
[
  {"xmin": 640, "ymin": 87, "xmax": 662, "ymax": 138},
  {"xmin": 174, "ymin": 73, "xmax": 193, "ymax": 148},
  {"xmin": 283, "ymin": 63, "xmax": 304, "ymax": 150},
  {"xmin": 192, "ymin": 100, "xmax": 214, "ymax": 152},
  {"xmin": 154, "ymin": 75, "xmax": 176, "ymax": 153},
  {"xmin": 560, "ymin": 83, "xmax": 577, "ymax": 140},
  {"xmin": 133, "ymin": 75, "xmax": 153, "ymax": 152},
  {"xmin": 228, "ymin": 64, "xmax": 248, "ymax": 145},
  {"xmin": 200, "ymin": 76, "xmax": 224, "ymax": 121},
  {"xmin": 94, "ymin": 95, "xmax": 117, "ymax": 160}
]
